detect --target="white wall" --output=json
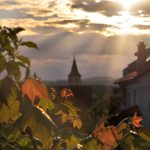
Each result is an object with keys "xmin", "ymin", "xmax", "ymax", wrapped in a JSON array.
[{"xmin": 125, "ymin": 71, "xmax": 150, "ymax": 128}]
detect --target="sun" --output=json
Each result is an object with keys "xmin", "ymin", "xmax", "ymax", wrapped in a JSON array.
[
  {"xmin": 121, "ymin": 0, "xmax": 139, "ymax": 9},
  {"xmin": 114, "ymin": 0, "xmax": 141, "ymax": 10}
]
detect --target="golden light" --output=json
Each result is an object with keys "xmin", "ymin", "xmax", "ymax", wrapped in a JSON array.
[{"xmin": 114, "ymin": 0, "xmax": 141, "ymax": 10}]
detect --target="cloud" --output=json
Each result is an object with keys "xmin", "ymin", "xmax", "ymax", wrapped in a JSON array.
[
  {"xmin": 134, "ymin": 24, "xmax": 150, "ymax": 30},
  {"xmin": 19, "ymin": 31, "xmax": 150, "ymax": 80},
  {"xmin": 0, "ymin": 0, "xmax": 150, "ymax": 80},
  {"xmin": 131, "ymin": 1, "xmax": 150, "ymax": 17},
  {"xmin": 71, "ymin": 0, "xmax": 122, "ymax": 16}
]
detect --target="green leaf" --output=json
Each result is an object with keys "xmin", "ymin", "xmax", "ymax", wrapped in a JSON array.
[
  {"xmin": 0, "ymin": 76, "xmax": 20, "ymax": 105},
  {"xmin": 0, "ymin": 52, "xmax": 6, "ymax": 72},
  {"xmin": 0, "ymin": 87, "xmax": 20, "ymax": 123},
  {"xmin": 6, "ymin": 61, "xmax": 21, "ymax": 81},
  {"xmin": 10, "ymin": 105, "xmax": 57, "ymax": 148},
  {"xmin": 13, "ymin": 27, "xmax": 25, "ymax": 34},
  {"xmin": 139, "ymin": 127, "xmax": 150, "ymax": 143},
  {"xmin": 18, "ymin": 135, "xmax": 42, "ymax": 148},
  {"xmin": 65, "ymin": 134, "xmax": 82, "ymax": 150},
  {"xmin": 38, "ymin": 98, "xmax": 55, "ymax": 111},
  {"xmin": 122, "ymin": 133, "xmax": 150, "ymax": 150},
  {"xmin": 21, "ymin": 41, "xmax": 38, "ymax": 49},
  {"xmin": 85, "ymin": 138, "xmax": 103, "ymax": 150},
  {"xmin": 61, "ymin": 112, "xmax": 69, "ymax": 124},
  {"xmin": 17, "ymin": 55, "xmax": 30, "ymax": 66}
]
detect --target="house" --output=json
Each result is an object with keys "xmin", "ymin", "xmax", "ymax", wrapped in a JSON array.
[{"xmin": 115, "ymin": 41, "xmax": 150, "ymax": 128}]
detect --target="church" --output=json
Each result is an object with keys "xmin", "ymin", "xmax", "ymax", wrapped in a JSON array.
[
  {"xmin": 47, "ymin": 56, "xmax": 92, "ymax": 108},
  {"xmin": 68, "ymin": 56, "xmax": 81, "ymax": 85},
  {"xmin": 116, "ymin": 41, "xmax": 150, "ymax": 128},
  {"xmin": 67, "ymin": 56, "xmax": 92, "ymax": 108}
]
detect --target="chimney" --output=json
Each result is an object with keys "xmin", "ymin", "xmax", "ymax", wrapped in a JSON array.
[{"xmin": 135, "ymin": 41, "xmax": 146, "ymax": 73}]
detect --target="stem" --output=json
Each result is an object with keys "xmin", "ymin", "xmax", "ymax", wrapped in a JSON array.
[{"xmin": 117, "ymin": 117, "xmax": 130, "ymax": 127}]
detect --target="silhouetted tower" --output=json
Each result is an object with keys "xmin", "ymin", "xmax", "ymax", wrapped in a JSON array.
[
  {"xmin": 135, "ymin": 41, "xmax": 146, "ymax": 73},
  {"xmin": 68, "ymin": 57, "xmax": 81, "ymax": 85}
]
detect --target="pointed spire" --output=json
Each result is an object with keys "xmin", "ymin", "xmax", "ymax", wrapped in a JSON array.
[
  {"xmin": 68, "ymin": 56, "xmax": 81, "ymax": 85},
  {"xmin": 68, "ymin": 56, "xmax": 81, "ymax": 77}
]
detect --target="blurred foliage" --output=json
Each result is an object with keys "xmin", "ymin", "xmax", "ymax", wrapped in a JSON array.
[{"xmin": 0, "ymin": 26, "xmax": 150, "ymax": 150}]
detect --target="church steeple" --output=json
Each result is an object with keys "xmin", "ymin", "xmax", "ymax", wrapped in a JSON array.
[{"xmin": 68, "ymin": 56, "xmax": 81, "ymax": 85}]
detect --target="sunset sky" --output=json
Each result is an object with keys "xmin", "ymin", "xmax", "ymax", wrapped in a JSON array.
[{"xmin": 0, "ymin": 0, "xmax": 150, "ymax": 80}]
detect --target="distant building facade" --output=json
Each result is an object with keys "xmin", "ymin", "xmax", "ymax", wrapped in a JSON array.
[
  {"xmin": 116, "ymin": 41, "xmax": 150, "ymax": 128},
  {"xmin": 68, "ymin": 57, "xmax": 81, "ymax": 85}
]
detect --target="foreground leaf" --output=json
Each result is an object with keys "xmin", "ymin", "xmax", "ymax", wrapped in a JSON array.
[
  {"xmin": 0, "ymin": 76, "xmax": 20, "ymax": 105},
  {"xmin": 0, "ymin": 88, "xmax": 20, "ymax": 123},
  {"xmin": 0, "ymin": 52, "xmax": 6, "ymax": 72},
  {"xmin": 84, "ymin": 138, "xmax": 103, "ymax": 150},
  {"xmin": 21, "ymin": 41, "xmax": 38, "ymax": 49},
  {"xmin": 10, "ymin": 105, "xmax": 57, "ymax": 148},
  {"xmin": 17, "ymin": 55, "xmax": 30, "ymax": 67},
  {"xmin": 22, "ymin": 78, "xmax": 49, "ymax": 104},
  {"xmin": 6, "ymin": 61, "xmax": 21, "ymax": 81},
  {"xmin": 130, "ymin": 112, "xmax": 142, "ymax": 128},
  {"xmin": 61, "ymin": 88, "xmax": 74, "ymax": 98},
  {"xmin": 93, "ymin": 122, "xmax": 122, "ymax": 150},
  {"xmin": 139, "ymin": 127, "xmax": 150, "ymax": 143}
]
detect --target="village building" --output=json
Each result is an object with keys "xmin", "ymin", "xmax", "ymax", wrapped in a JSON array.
[
  {"xmin": 68, "ymin": 56, "xmax": 81, "ymax": 85},
  {"xmin": 67, "ymin": 56, "xmax": 92, "ymax": 108},
  {"xmin": 116, "ymin": 41, "xmax": 150, "ymax": 128}
]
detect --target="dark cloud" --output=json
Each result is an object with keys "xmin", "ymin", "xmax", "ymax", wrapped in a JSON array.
[
  {"xmin": 0, "ymin": 0, "xmax": 17, "ymax": 5},
  {"xmin": 71, "ymin": 0, "xmax": 122, "ymax": 16},
  {"xmin": 79, "ymin": 23, "xmax": 117, "ymax": 32},
  {"xmin": 134, "ymin": 24, "xmax": 150, "ymax": 30},
  {"xmin": 44, "ymin": 19, "xmax": 116, "ymax": 33},
  {"xmin": 31, "ymin": 25, "xmax": 63, "ymax": 34}
]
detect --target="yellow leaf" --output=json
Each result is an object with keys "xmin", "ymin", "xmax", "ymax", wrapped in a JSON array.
[{"xmin": 73, "ymin": 119, "xmax": 82, "ymax": 129}]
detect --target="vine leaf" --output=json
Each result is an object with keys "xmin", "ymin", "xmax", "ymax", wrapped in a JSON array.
[
  {"xmin": 22, "ymin": 78, "xmax": 49, "ymax": 104},
  {"xmin": 93, "ymin": 122, "xmax": 122, "ymax": 150},
  {"xmin": 73, "ymin": 119, "xmax": 82, "ymax": 129},
  {"xmin": 61, "ymin": 88, "xmax": 74, "ymax": 98},
  {"xmin": 21, "ymin": 41, "xmax": 38, "ymax": 49},
  {"xmin": 0, "ymin": 52, "xmax": 6, "ymax": 72},
  {"xmin": 17, "ymin": 55, "xmax": 30, "ymax": 67},
  {"xmin": 0, "ymin": 88, "xmax": 20, "ymax": 123},
  {"xmin": 130, "ymin": 112, "xmax": 142, "ymax": 128},
  {"xmin": 9, "ymin": 105, "xmax": 57, "ymax": 148},
  {"xmin": 6, "ymin": 61, "xmax": 21, "ymax": 81}
]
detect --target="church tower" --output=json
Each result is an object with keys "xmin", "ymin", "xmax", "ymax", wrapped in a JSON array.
[{"xmin": 68, "ymin": 57, "xmax": 81, "ymax": 85}]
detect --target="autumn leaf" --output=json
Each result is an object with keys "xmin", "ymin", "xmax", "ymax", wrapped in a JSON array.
[
  {"xmin": 61, "ymin": 88, "xmax": 74, "ymax": 98},
  {"xmin": 73, "ymin": 119, "xmax": 82, "ymax": 129},
  {"xmin": 93, "ymin": 122, "xmax": 105, "ymax": 136},
  {"xmin": 130, "ymin": 112, "xmax": 143, "ymax": 128},
  {"xmin": 21, "ymin": 78, "xmax": 49, "ymax": 103},
  {"xmin": 93, "ymin": 122, "xmax": 122, "ymax": 150}
]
